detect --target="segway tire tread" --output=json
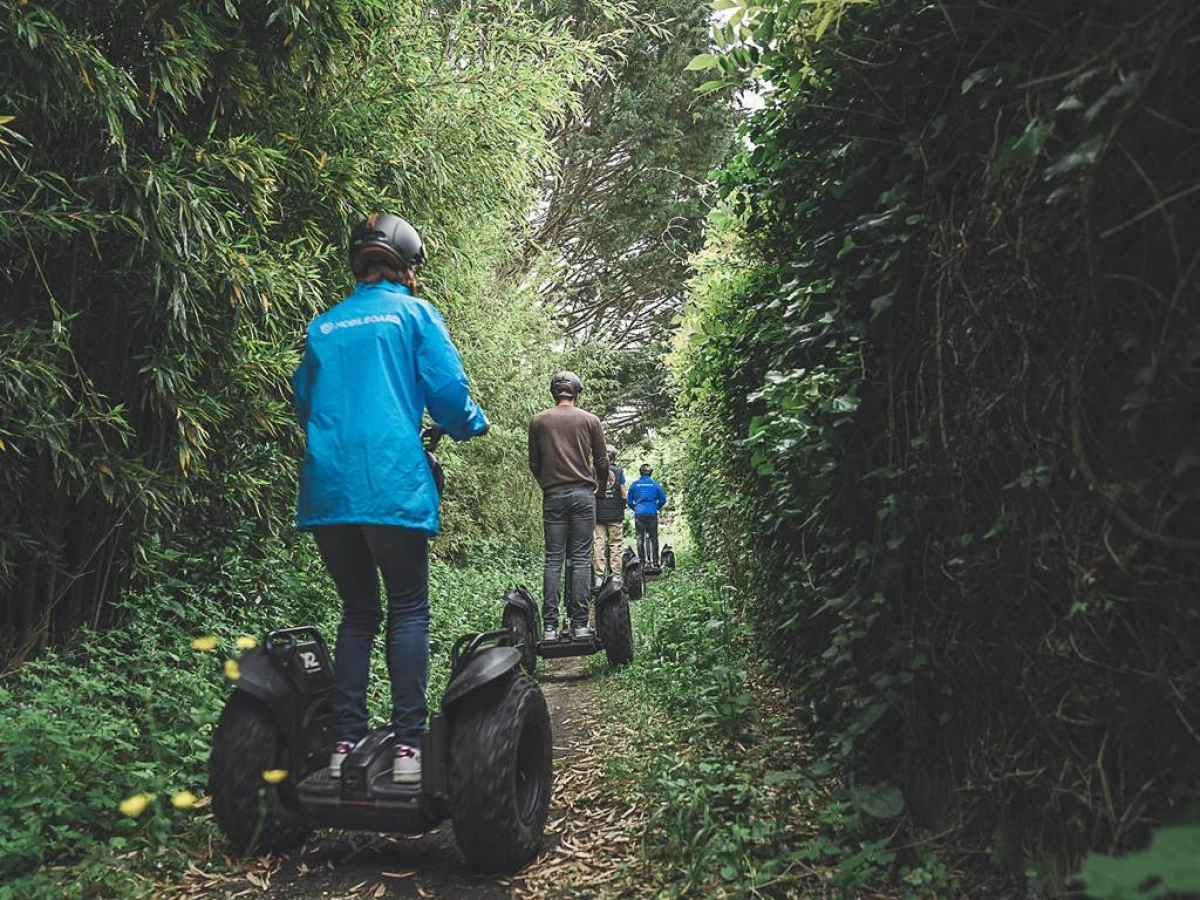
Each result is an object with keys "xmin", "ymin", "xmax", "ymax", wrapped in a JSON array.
[
  {"xmin": 502, "ymin": 605, "xmax": 537, "ymax": 676},
  {"xmin": 449, "ymin": 674, "xmax": 552, "ymax": 872},
  {"xmin": 210, "ymin": 692, "xmax": 311, "ymax": 854},
  {"xmin": 596, "ymin": 594, "xmax": 634, "ymax": 668}
]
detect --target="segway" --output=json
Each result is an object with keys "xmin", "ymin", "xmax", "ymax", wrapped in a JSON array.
[
  {"xmin": 208, "ymin": 428, "xmax": 553, "ymax": 872},
  {"xmin": 209, "ymin": 629, "xmax": 550, "ymax": 870},
  {"xmin": 660, "ymin": 544, "xmax": 676, "ymax": 571},
  {"xmin": 621, "ymin": 547, "xmax": 644, "ymax": 600},
  {"xmin": 501, "ymin": 576, "xmax": 633, "ymax": 673}
]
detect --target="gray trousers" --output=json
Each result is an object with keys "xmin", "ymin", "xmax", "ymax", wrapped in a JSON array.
[{"xmin": 542, "ymin": 485, "xmax": 595, "ymax": 629}]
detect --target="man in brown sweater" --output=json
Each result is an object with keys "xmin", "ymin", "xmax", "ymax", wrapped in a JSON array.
[{"xmin": 528, "ymin": 371, "xmax": 609, "ymax": 641}]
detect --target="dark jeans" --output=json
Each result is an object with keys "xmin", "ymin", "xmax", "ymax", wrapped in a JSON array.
[
  {"xmin": 635, "ymin": 514, "xmax": 659, "ymax": 565},
  {"xmin": 313, "ymin": 525, "xmax": 429, "ymax": 746},
  {"xmin": 542, "ymin": 485, "xmax": 595, "ymax": 629}
]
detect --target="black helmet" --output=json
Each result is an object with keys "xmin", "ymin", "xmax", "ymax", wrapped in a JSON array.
[
  {"xmin": 550, "ymin": 371, "xmax": 583, "ymax": 400},
  {"xmin": 349, "ymin": 213, "xmax": 426, "ymax": 276},
  {"xmin": 606, "ymin": 444, "xmax": 617, "ymax": 463},
  {"xmin": 639, "ymin": 463, "xmax": 652, "ymax": 476}
]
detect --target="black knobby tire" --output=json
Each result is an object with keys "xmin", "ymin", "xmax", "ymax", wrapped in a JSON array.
[
  {"xmin": 209, "ymin": 692, "xmax": 311, "ymax": 855},
  {"xmin": 625, "ymin": 564, "xmax": 644, "ymax": 600},
  {"xmin": 596, "ymin": 592, "xmax": 634, "ymax": 668},
  {"xmin": 502, "ymin": 604, "xmax": 537, "ymax": 676},
  {"xmin": 448, "ymin": 674, "xmax": 552, "ymax": 871}
]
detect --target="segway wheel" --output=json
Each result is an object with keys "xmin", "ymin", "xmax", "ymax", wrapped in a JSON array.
[
  {"xmin": 502, "ymin": 605, "xmax": 537, "ymax": 676},
  {"xmin": 625, "ymin": 564, "xmax": 644, "ymax": 601},
  {"xmin": 209, "ymin": 692, "xmax": 311, "ymax": 855},
  {"xmin": 448, "ymin": 674, "xmax": 552, "ymax": 871},
  {"xmin": 596, "ymin": 592, "xmax": 634, "ymax": 668}
]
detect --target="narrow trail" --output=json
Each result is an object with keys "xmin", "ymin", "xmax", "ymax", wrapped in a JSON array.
[{"xmin": 175, "ymin": 655, "xmax": 638, "ymax": 899}]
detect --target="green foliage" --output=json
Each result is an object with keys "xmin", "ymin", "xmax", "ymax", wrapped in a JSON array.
[
  {"xmin": 676, "ymin": 0, "xmax": 1200, "ymax": 886},
  {"xmin": 1076, "ymin": 825, "xmax": 1200, "ymax": 900},
  {"xmin": 0, "ymin": 0, "xmax": 595, "ymax": 658},
  {"xmin": 592, "ymin": 551, "xmax": 959, "ymax": 898},
  {"xmin": 598, "ymin": 559, "xmax": 798, "ymax": 895}
]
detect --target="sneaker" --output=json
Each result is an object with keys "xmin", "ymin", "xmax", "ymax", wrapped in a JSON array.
[
  {"xmin": 394, "ymin": 743, "xmax": 421, "ymax": 784},
  {"xmin": 329, "ymin": 740, "xmax": 354, "ymax": 778},
  {"xmin": 571, "ymin": 624, "xmax": 595, "ymax": 641},
  {"xmin": 542, "ymin": 627, "xmax": 559, "ymax": 642}
]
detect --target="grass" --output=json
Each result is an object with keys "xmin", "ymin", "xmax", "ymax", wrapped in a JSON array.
[
  {"xmin": 577, "ymin": 540, "xmax": 959, "ymax": 899},
  {"xmin": 0, "ymin": 529, "xmax": 536, "ymax": 900}
]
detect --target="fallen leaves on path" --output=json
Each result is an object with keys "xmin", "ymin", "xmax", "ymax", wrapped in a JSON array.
[{"xmin": 514, "ymin": 707, "xmax": 648, "ymax": 898}]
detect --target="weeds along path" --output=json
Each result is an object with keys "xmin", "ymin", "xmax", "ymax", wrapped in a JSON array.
[{"xmin": 171, "ymin": 655, "xmax": 645, "ymax": 900}]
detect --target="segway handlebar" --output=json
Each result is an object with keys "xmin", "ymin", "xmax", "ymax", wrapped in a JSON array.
[
  {"xmin": 264, "ymin": 626, "xmax": 334, "ymax": 672},
  {"xmin": 450, "ymin": 630, "xmax": 509, "ymax": 674},
  {"xmin": 421, "ymin": 424, "xmax": 445, "ymax": 452}
]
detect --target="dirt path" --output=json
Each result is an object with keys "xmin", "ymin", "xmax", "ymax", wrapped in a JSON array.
[{"xmin": 175, "ymin": 655, "xmax": 626, "ymax": 899}]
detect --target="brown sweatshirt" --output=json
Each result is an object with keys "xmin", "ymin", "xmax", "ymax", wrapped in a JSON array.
[{"xmin": 528, "ymin": 404, "xmax": 609, "ymax": 492}]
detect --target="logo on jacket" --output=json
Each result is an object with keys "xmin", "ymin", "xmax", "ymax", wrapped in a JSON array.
[{"xmin": 317, "ymin": 314, "xmax": 402, "ymax": 337}]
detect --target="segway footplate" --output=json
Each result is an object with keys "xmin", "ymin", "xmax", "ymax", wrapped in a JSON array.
[
  {"xmin": 297, "ymin": 767, "xmax": 339, "ymax": 797},
  {"xmin": 369, "ymin": 773, "xmax": 422, "ymax": 805},
  {"xmin": 535, "ymin": 635, "xmax": 603, "ymax": 658}
]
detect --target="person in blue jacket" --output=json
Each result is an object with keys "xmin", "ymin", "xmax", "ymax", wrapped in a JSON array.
[
  {"xmin": 291, "ymin": 213, "xmax": 489, "ymax": 785},
  {"xmin": 626, "ymin": 463, "xmax": 667, "ymax": 568}
]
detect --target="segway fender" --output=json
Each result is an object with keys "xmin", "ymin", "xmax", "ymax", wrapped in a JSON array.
[
  {"xmin": 623, "ymin": 558, "xmax": 644, "ymax": 600},
  {"xmin": 442, "ymin": 646, "xmax": 521, "ymax": 712},
  {"xmin": 504, "ymin": 586, "xmax": 538, "ymax": 632},
  {"xmin": 594, "ymin": 577, "xmax": 623, "ymax": 609},
  {"xmin": 229, "ymin": 647, "xmax": 297, "ymax": 738}
]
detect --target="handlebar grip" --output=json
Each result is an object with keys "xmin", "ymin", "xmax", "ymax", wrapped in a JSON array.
[{"xmin": 421, "ymin": 424, "xmax": 445, "ymax": 451}]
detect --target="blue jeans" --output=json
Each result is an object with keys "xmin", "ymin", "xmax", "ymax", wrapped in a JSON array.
[
  {"xmin": 313, "ymin": 525, "xmax": 429, "ymax": 745},
  {"xmin": 542, "ymin": 485, "xmax": 595, "ymax": 629}
]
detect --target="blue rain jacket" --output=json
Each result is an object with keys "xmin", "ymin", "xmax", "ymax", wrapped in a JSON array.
[
  {"xmin": 626, "ymin": 475, "xmax": 667, "ymax": 516},
  {"xmin": 290, "ymin": 281, "xmax": 489, "ymax": 534}
]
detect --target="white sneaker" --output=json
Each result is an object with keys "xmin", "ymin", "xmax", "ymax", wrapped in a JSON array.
[
  {"xmin": 394, "ymin": 743, "xmax": 421, "ymax": 784},
  {"xmin": 329, "ymin": 740, "xmax": 354, "ymax": 778},
  {"xmin": 542, "ymin": 627, "xmax": 559, "ymax": 642}
]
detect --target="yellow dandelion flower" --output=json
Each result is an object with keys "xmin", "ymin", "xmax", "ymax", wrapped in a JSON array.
[
  {"xmin": 261, "ymin": 769, "xmax": 288, "ymax": 784},
  {"xmin": 191, "ymin": 635, "xmax": 219, "ymax": 652},
  {"xmin": 235, "ymin": 635, "xmax": 258, "ymax": 650},
  {"xmin": 223, "ymin": 659, "xmax": 241, "ymax": 681},
  {"xmin": 170, "ymin": 790, "xmax": 198, "ymax": 809},
  {"xmin": 119, "ymin": 793, "xmax": 152, "ymax": 817}
]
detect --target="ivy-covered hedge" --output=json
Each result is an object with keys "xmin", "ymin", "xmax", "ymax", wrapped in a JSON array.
[{"xmin": 677, "ymin": 0, "xmax": 1199, "ymax": 886}]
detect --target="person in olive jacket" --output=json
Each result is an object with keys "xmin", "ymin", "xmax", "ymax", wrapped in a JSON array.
[{"xmin": 592, "ymin": 444, "xmax": 626, "ymax": 586}]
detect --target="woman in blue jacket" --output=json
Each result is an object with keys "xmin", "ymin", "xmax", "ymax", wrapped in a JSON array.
[{"xmin": 291, "ymin": 213, "xmax": 489, "ymax": 784}]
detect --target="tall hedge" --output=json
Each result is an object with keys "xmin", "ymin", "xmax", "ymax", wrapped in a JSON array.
[
  {"xmin": 676, "ymin": 0, "xmax": 1200, "ymax": 883},
  {"xmin": 0, "ymin": 1, "xmax": 593, "ymax": 659}
]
